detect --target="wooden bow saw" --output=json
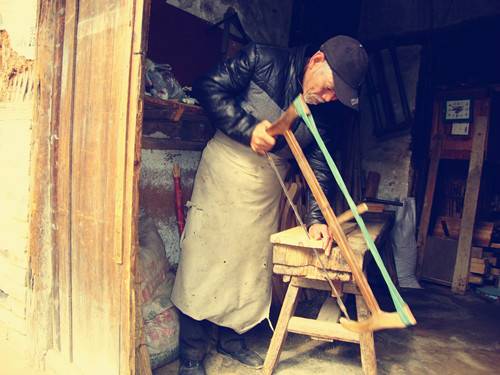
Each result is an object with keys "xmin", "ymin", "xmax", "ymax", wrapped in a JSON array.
[{"xmin": 265, "ymin": 95, "xmax": 416, "ymax": 333}]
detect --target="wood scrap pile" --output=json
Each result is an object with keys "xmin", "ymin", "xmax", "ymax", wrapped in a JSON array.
[{"xmin": 468, "ymin": 246, "xmax": 500, "ymax": 287}]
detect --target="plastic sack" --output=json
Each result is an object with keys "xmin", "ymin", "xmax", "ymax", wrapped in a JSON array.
[
  {"xmin": 145, "ymin": 59, "xmax": 185, "ymax": 101},
  {"xmin": 138, "ymin": 211, "xmax": 179, "ymax": 368},
  {"xmin": 156, "ymin": 63, "xmax": 185, "ymax": 100},
  {"xmin": 390, "ymin": 198, "xmax": 422, "ymax": 289},
  {"xmin": 143, "ymin": 306, "xmax": 179, "ymax": 369}
]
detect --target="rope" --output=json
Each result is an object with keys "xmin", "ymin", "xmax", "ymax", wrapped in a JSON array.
[{"xmin": 293, "ymin": 96, "xmax": 412, "ymax": 326}]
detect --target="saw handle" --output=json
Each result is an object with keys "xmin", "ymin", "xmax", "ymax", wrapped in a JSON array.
[
  {"xmin": 337, "ymin": 203, "xmax": 369, "ymax": 225},
  {"xmin": 266, "ymin": 95, "xmax": 310, "ymax": 137}
]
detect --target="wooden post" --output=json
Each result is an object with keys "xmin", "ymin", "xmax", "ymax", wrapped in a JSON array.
[
  {"xmin": 416, "ymin": 99, "xmax": 442, "ymax": 278},
  {"xmin": 356, "ymin": 295, "xmax": 377, "ymax": 375},
  {"xmin": 262, "ymin": 281, "xmax": 300, "ymax": 375},
  {"xmin": 451, "ymin": 99, "xmax": 490, "ymax": 294}
]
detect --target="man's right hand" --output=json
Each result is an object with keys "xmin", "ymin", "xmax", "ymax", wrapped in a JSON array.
[{"xmin": 250, "ymin": 120, "xmax": 276, "ymax": 155}]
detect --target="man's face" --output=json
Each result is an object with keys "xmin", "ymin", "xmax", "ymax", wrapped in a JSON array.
[{"xmin": 302, "ymin": 52, "xmax": 337, "ymax": 105}]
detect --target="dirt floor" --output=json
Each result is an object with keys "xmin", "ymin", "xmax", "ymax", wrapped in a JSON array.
[
  {"xmin": 155, "ymin": 282, "xmax": 500, "ymax": 375},
  {"xmin": 2, "ymin": 282, "xmax": 498, "ymax": 374}
]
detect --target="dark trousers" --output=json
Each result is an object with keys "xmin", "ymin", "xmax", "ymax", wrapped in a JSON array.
[{"xmin": 179, "ymin": 311, "xmax": 245, "ymax": 361}]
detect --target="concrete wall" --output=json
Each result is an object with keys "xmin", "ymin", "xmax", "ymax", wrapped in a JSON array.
[
  {"xmin": 141, "ymin": 1, "xmax": 293, "ymax": 266},
  {"xmin": 359, "ymin": 46, "xmax": 421, "ymax": 201},
  {"xmin": 0, "ymin": 0, "xmax": 37, "ymax": 345}
]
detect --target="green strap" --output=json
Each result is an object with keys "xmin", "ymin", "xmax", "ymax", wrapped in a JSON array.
[{"xmin": 293, "ymin": 96, "xmax": 411, "ymax": 326}]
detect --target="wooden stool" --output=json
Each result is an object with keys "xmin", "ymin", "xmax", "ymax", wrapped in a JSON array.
[{"xmin": 263, "ymin": 217, "xmax": 393, "ymax": 375}]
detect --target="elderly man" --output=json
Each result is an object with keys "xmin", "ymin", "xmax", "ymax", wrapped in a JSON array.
[{"xmin": 171, "ymin": 35, "xmax": 368, "ymax": 375}]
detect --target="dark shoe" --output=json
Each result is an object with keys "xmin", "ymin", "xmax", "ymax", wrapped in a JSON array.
[
  {"xmin": 217, "ymin": 344, "xmax": 264, "ymax": 369},
  {"xmin": 178, "ymin": 359, "xmax": 206, "ymax": 375}
]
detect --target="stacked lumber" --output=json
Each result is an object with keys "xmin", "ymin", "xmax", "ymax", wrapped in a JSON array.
[
  {"xmin": 433, "ymin": 216, "xmax": 493, "ymax": 247},
  {"xmin": 468, "ymin": 246, "xmax": 500, "ymax": 286}
]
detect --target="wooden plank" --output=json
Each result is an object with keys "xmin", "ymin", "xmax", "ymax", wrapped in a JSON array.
[
  {"xmin": 126, "ymin": 0, "xmax": 150, "ymax": 372},
  {"xmin": 49, "ymin": 0, "xmax": 68, "ymax": 356},
  {"xmin": 468, "ymin": 274, "xmax": 483, "ymax": 285},
  {"xmin": 470, "ymin": 262, "xmax": 486, "ymax": 274},
  {"xmin": 29, "ymin": 0, "xmax": 64, "ymax": 366},
  {"xmin": 262, "ymin": 281, "xmax": 300, "ymax": 375},
  {"xmin": 356, "ymin": 295, "xmax": 377, "ymax": 375},
  {"xmin": 67, "ymin": 1, "xmax": 140, "ymax": 373},
  {"xmin": 471, "ymin": 246, "xmax": 483, "ymax": 258},
  {"xmin": 432, "ymin": 216, "xmax": 493, "ymax": 247},
  {"xmin": 56, "ymin": 0, "xmax": 78, "ymax": 361},
  {"xmin": 288, "ymin": 317, "xmax": 359, "ymax": 344},
  {"xmin": 291, "ymin": 277, "xmax": 343, "ymax": 294},
  {"xmin": 470, "ymin": 257, "xmax": 486, "ymax": 264},
  {"xmin": 272, "ymin": 222, "xmax": 382, "ymax": 274},
  {"xmin": 273, "ymin": 264, "xmax": 351, "ymax": 282},
  {"xmin": 416, "ymin": 98, "xmax": 442, "ymax": 278},
  {"xmin": 452, "ymin": 98, "xmax": 490, "ymax": 293}
]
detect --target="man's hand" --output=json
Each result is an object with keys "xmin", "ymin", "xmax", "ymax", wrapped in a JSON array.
[
  {"xmin": 308, "ymin": 223, "xmax": 333, "ymax": 256},
  {"xmin": 250, "ymin": 120, "xmax": 276, "ymax": 155}
]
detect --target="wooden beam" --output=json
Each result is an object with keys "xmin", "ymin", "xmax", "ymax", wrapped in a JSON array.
[
  {"xmin": 287, "ymin": 317, "xmax": 360, "ymax": 344},
  {"xmin": 452, "ymin": 98, "xmax": 490, "ymax": 294},
  {"xmin": 416, "ymin": 99, "xmax": 442, "ymax": 278},
  {"xmin": 28, "ymin": 0, "xmax": 66, "ymax": 365},
  {"xmin": 356, "ymin": 295, "xmax": 377, "ymax": 375},
  {"xmin": 262, "ymin": 281, "xmax": 300, "ymax": 375},
  {"xmin": 56, "ymin": 0, "xmax": 78, "ymax": 360}
]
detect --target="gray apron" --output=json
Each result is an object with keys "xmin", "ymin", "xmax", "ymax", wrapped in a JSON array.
[{"xmin": 171, "ymin": 83, "xmax": 310, "ymax": 333}]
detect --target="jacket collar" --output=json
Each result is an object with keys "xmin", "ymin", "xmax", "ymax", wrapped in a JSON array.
[{"xmin": 285, "ymin": 45, "xmax": 314, "ymax": 106}]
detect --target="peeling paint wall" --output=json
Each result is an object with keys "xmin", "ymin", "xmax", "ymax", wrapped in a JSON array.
[
  {"xmin": 0, "ymin": 0, "xmax": 37, "ymax": 344},
  {"xmin": 141, "ymin": 1, "xmax": 293, "ymax": 265}
]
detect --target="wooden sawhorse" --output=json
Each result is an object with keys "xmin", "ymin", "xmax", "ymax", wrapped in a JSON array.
[{"xmin": 263, "ymin": 214, "xmax": 394, "ymax": 375}]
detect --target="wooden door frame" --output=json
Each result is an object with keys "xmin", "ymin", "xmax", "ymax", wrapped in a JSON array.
[{"xmin": 28, "ymin": 0, "xmax": 150, "ymax": 373}]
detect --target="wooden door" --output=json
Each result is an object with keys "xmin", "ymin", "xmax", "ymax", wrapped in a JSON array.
[{"xmin": 43, "ymin": 0, "xmax": 147, "ymax": 373}]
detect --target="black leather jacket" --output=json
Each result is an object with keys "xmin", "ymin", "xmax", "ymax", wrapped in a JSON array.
[{"xmin": 193, "ymin": 43, "xmax": 337, "ymax": 227}]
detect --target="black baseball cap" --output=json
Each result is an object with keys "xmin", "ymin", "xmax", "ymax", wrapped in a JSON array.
[{"xmin": 320, "ymin": 35, "xmax": 368, "ymax": 111}]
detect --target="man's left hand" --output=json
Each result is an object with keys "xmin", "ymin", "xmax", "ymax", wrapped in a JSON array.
[{"xmin": 308, "ymin": 223, "xmax": 333, "ymax": 256}]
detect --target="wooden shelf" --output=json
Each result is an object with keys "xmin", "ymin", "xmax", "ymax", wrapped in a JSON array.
[{"xmin": 142, "ymin": 95, "xmax": 213, "ymax": 151}]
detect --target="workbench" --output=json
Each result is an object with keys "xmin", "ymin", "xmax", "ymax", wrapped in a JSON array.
[{"xmin": 263, "ymin": 212, "xmax": 395, "ymax": 375}]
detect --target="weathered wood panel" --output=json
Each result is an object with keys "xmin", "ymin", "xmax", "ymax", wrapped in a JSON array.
[{"xmin": 67, "ymin": 1, "xmax": 139, "ymax": 373}]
